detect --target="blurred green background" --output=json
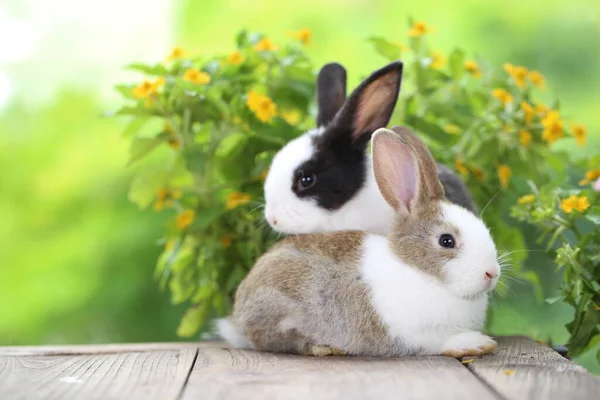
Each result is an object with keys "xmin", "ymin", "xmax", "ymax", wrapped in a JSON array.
[{"xmin": 0, "ymin": 0, "xmax": 598, "ymax": 371}]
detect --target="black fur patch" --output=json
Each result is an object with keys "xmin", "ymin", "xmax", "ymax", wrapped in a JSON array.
[{"xmin": 291, "ymin": 133, "xmax": 367, "ymax": 210}]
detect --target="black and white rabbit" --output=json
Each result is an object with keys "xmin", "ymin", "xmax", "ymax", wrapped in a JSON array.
[{"xmin": 264, "ymin": 61, "xmax": 476, "ymax": 235}]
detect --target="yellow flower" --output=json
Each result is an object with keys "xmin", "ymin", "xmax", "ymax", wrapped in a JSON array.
[
  {"xmin": 253, "ymin": 38, "xmax": 278, "ymax": 52},
  {"xmin": 281, "ymin": 109, "xmax": 301, "ymax": 125},
  {"xmin": 504, "ymin": 63, "xmax": 529, "ymax": 88},
  {"xmin": 541, "ymin": 110, "xmax": 564, "ymax": 145},
  {"xmin": 464, "ymin": 60, "xmax": 482, "ymax": 78},
  {"xmin": 289, "ymin": 28, "xmax": 312, "ymax": 45},
  {"xmin": 518, "ymin": 194, "xmax": 536, "ymax": 205},
  {"xmin": 226, "ymin": 50, "xmax": 245, "ymax": 65},
  {"xmin": 153, "ymin": 188, "xmax": 182, "ymax": 211},
  {"xmin": 444, "ymin": 124, "xmax": 461, "ymax": 135},
  {"xmin": 504, "ymin": 370, "xmax": 515, "ymax": 376},
  {"xmin": 183, "ymin": 69, "xmax": 211, "ymax": 85},
  {"xmin": 492, "ymin": 88, "xmax": 514, "ymax": 105},
  {"xmin": 471, "ymin": 167, "xmax": 485, "ymax": 181},
  {"xmin": 455, "ymin": 159, "xmax": 469, "ymax": 175},
  {"xmin": 430, "ymin": 51, "xmax": 445, "ymax": 70},
  {"xmin": 167, "ymin": 47, "xmax": 185, "ymax": 61},
  {"xmin": 571, "ymin": 124, "xmax": 587, "ymax": 148},
  {"xmin": 560, "ymin": 195, "xmax": 590, "ymax": 214},
  {"xmin": 520, "ymin": 101, "xmax": 534, "ymax": 124},
  {"xmin": 176, "ymin": 210, "xmax": 195, "ymax": 229},
  {"xmin": 529, "ymin": 70, "xmax": 546, "ymax": 89},
  {"xmin": 535, "ymin": 102, "xmax": 549, "ymax": 116},
  {"xmin": 246, "ymin": 90, "xmax": 278, "ymax": 123},
  {"xmin": 132, "ymin": 77, "xmax": 165, "ymax": 99},
  {"xmin": 579, "ymin": 169, "xmax": 600, "ymax": 186},
  {"xmin": 220, "ymin": 234, "xmax": 234, "ymax": 248},
  {"xmin": 519, "ymin": 130, "xmax": 532, "ymax": 148},
  {"xmin": 226, "ymin": 192, "xmax": 252, "ymax": 210},
  {"xmin": 408, "ymin": 21, "xmax": 433, "ymax": 37},
  {"xmin": 498, "ymin": 164, "xmax": 511, "ymax": 189}
]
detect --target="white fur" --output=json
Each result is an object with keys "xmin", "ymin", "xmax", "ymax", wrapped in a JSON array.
[
  {"xmin": 441, "ymin": 203, "xmax": 500, "ymax": 296},
  {"xmin": 216, "ymin": 318, "xmax": 252, "ymax": 349},
  {"xmin": 359, "ymin": 204, "xmax": 499, "ymax": 355},
  {"xmin": 264, "ymin": 128, "xmax": 393, "ymax": 235}
]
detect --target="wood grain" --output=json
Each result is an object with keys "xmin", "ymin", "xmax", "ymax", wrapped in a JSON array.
[
  {"xmin": 0, "ymin": 341, "xmax": 218, "ymax": 356},
  {"xmin": 181, "ymin": 347, "xmax": 499, "ymax": 400},
  {"xmin": 466, "ymin": 336, "xmax": 600, "ymax": 400},
  {"xmin": 0, "ymin": 348, "xmax": 197, "ymax": 400}
]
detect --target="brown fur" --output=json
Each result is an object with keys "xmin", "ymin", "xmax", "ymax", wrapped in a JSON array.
[{"xmin": 231, "ymin": 231, "xmax": 400, "ymax": 356}]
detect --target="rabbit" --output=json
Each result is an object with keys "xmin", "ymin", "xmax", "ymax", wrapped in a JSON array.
[
  {"xmin": 218, "ymin": 126, "xmax": 500, "ymax": 358},
  {"xmin": 264, "ymin": 61, "xmax": 477, "ymax": 236}
]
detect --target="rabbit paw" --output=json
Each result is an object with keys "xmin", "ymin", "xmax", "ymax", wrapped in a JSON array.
[
  {"xmin": 304, "ymin": 345, "xmax": 347, "ymax": 357},
  {"xmin": 442, "ymin": 332, "xmax": 497, "ymax": 358}
]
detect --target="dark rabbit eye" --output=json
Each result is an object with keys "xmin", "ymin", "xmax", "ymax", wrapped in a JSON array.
[
  {"xmin": 439, "ymin": 234, "xmax": 456, "ymax": 249},
  {"xmin": 297, "ymin": 171, "xmax": 316, "ymax": 190}
]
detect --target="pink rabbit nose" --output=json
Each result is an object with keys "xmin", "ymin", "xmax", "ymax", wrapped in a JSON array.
[
  {"xmin": 485, "ymin": 271, "xmax": 497, "ymax": 280},
  {"xmin": 272, "ymin": 219, "xmax": 278, "ymax": 225}
]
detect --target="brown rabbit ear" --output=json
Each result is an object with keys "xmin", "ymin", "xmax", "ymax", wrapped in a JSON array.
[
  {"xmin": 317, "ymin": 63, "xmax": 347, "ymax": 127},
  {"xmin": 371, "ymin": 128, "xmax": 420, "ymax": 212},
  {"xmin": 390, "ymin": 126, "xmax": 445, "ymax": 202}
]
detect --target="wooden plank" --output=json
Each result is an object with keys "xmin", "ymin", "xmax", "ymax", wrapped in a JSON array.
[
  {"xmin": 0, "ymin": 341, "xmax": 219, "ymax": 356},
  {"xmin": 0, "ymin": 348, "xmax": 197, "ymax": 400},
  {"xmin": 181, "ymin": 347, "xmax": 499, "ymax": 400},
  {"xmin": 466, "ymin": 336, "xmax": 600, "ymax": 400}
]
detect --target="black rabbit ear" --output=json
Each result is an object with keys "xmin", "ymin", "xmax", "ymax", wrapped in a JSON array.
[
  {"xmin": 317, "ymin": 63, "xmax": 347, "ymax": 127},
  {"xmin": 331, "ymin": 61, "xmax": 403, "ymax": 148}
]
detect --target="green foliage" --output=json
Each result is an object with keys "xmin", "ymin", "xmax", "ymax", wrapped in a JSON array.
[
  {"xmin": 114, "ymin": 22, "xmax": 598, "ymax": 360},
  {"xmin": 512, "ymin": 173, "xmax": 600, "ymax": 358}
]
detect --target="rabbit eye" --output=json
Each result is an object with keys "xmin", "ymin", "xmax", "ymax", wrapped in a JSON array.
[
  {"xmin": 297, "ymin": 171, "xmax": 317, "ymax": 191},
  {"xmin": 439, "ymin": 234, "xmax": 456, "ymax": 249}
]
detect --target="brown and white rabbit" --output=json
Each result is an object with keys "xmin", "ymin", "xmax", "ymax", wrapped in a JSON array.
[
  {"xmin": 264, "ymin": 62, "xmax": 477, "ymax": 236},
  {"xmin": 218, "ymin": 127, "xmax": 499, "ymax": 357}
]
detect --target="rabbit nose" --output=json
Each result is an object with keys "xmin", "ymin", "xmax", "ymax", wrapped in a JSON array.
[
  {"xmin": 484, "ymin": 271, "xmax": 497, "ymax": 280},
  {"xmin": 272, "ymin": 218, "xmax": 278, "ymax": 225}
]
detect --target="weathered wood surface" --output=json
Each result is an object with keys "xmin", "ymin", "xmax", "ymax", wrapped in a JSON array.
[
  {"xmin": 466, "ymin": 336, "xmax": 600, "ymax": 400},
  {"xmin": 0, "ymin": 337, "xmax": 597, "ymax": 400},
  {"xmin": 0, "ymin": 348, "xmax": 197, "ymax": 400},
  {"xmin": 182, "ymin": 347, "xmax": 497, "ymax": 400}
]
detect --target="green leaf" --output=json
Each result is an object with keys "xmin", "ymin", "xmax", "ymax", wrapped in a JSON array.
[
  {"xmin": 367, "ymin": 37, "xmax": 403, "ymax": 61},
  {"xmin": 128, "ymin": 137, "xmax": 162, "ymax": 165},
  {"xmin": 448, "ymin": 48, "xmax": 465, "ymax": 79},
  {"xmin": 545, "ymin": 296, "xmax": 563, "ymax": 304},
  {"xmin": 216, "ymin": 133, "xmax": 248, "ymax": 158},
  {"xmin": 405, "ymin": 115, "xmax": 451, "ymax": 144},
  {"xmin": 584, "ymin": 207, "xmax": 600, "ymax": 225},
  {"xmin": 128, "ymin": 171, "xmax": 166, "ymax": 209},
  {"xmin": 235, "ymin": 30, "xmax": 250, "ymax": 48},
  {"xmin": 177, "ymin": 302, "xmax": 212, "ymax": 337},
  {"xmin": 126, "ymin": 63, "xmax": 168, "ymax": 76},
  {"xmin": 194, "ymin": 205, "xmax": 222, "ymax": 229},
  {"xmin": 182, "ymin": 144, "xmax": 207, "ymax": 175},
  {"xmin": 121, "ymin": 117, "xmax": 150, "ymax": 137}
]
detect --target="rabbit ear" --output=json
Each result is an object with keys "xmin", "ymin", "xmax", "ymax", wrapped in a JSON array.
[
  {"xmin": 372, "ymin": 127, "xmax": 444, "ymax": 212},
  {"xmin": 390, "ymin": 126, "xmax": 445, "ymax": 202},
  {"xmin": 331, "ymin": 61, "xmax": 403, "ymax": 148},
  {"xmin": 372, "ymin": 128, "xmax": 419, "ymax": 212},
  {"xmin": 317, "ymin": 63, "xmax": 347, "ymax": 127}
]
